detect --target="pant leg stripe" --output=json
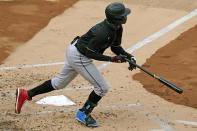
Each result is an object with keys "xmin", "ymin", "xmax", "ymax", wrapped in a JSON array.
[{"xmin": 79, "ymin": 55, "xmax": 103, "ymax": 95}]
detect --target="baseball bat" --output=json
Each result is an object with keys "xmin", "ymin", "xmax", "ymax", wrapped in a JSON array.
[{"xmin": 123, "ymin": 57, "xmax": 183, "ymax": 94}]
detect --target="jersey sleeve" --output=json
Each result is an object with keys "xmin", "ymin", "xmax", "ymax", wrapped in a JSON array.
[
  {"xmin": 111, "ymin": 26, "xmax": 123, "ymax": 47},
  {"xmin": 83, "ymin": 26, "xmax": 111, "ymax": 61},
  {"xmin": 111, "ymin": 27, "xmax": 131, "ymax": 57}
]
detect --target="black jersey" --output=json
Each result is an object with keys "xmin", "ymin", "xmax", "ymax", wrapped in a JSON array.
[{"xmin": 75, "ymin": 19, "xmax": 130, "ymax": 61}]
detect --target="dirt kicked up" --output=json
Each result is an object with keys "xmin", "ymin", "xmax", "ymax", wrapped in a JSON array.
[{"xmin": 134, "ymin": 24, "xmax": 197, "ymax": 109}]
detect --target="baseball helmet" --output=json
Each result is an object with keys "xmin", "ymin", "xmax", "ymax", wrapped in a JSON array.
[{"xmin": 105, "ymin": 2, "xmax": 131, "ymax": 25}]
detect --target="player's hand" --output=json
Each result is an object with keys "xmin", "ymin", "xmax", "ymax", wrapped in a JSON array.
[
  {"xmin": 128, "ymin": 55, "xmax": 136, "ymax": 71},
  {"xmin": 110, "ymin": 55, "xmax": 126, "ymax": 63}
]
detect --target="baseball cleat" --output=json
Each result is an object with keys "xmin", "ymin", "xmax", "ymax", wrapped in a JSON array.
[
  {"xmin": 15, "ymin": 88, "xmax": 32, "ymax": 114},
  {"xmin": 76, "ymin": 109, "xmax": 98, "ymax": 127}
]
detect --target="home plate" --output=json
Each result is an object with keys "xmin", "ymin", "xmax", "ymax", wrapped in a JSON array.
[{"xmin": 36, "ymin": 95, "xmax": 75, "ymax": 106}]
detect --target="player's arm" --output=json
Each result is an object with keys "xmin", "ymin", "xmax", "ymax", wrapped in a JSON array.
[
  {"xmin": 84, "ymin": 36, "xmax": 124, "ymax": 63},
  {"xmin": 111, "ymin": 27, "xmax": 131, "ymax": 57},
  {"xmin": 111, "ymin": 27, "xmax": 137, "ymax": 69},
  {"xmin": 85, "ymin": 47, "xmax": 111, "ymax": 61},
  {"xmin": 111, "ymin": 45, "xmax": 131, "ymax": 56}
]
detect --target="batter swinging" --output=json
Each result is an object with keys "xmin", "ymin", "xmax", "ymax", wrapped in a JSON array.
[{"xmin": 15, "ymin": 2, "xmax": 136, "ymax": 127}]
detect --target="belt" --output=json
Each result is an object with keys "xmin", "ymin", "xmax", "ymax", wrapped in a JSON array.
[{"xmin": 71, "ymin": 36, "xmax": 87, "ymax": 56}]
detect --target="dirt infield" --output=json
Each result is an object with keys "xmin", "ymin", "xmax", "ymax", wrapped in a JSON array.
[
  {"xmin": 0, "ymin": 0, "xmax": 78, "ymax": 64},
  {"xmin": 0, "ymin": 0, "xmax": 197, "ymax": 131},
  {"xmin": 134, "ymin": 24, "xmax": 197, "ymax": 109}
]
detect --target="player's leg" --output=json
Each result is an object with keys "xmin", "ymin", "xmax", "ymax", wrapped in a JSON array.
[
  {"xmin": 15, "ymin": 62, "xmax": 78, "ymax": 114},
  {"xmin": 15, "ymin": 45, "xmax": 78, "ymax": 114},
  {"xmin": 73, "ymin": 54, "xmax": 110, "ymax": 127},
  {"xmin": 76, "ymin": 90, "xmax": 101, "ymax": 127}
]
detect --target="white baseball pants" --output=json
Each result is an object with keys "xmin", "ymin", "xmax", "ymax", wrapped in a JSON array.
[{"xmin": 51, "ymin": 41, "xmax": 110, "ymax": 96}]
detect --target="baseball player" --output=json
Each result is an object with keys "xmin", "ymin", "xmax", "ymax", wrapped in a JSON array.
[{"xmin": 15, "ymin": 2, "xmax": 136, "ymax": 127}]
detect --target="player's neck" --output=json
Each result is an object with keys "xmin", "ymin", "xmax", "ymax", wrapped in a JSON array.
[{"xmin": 105, "ymin": 19, "xmax": 121, "ymax": 30}]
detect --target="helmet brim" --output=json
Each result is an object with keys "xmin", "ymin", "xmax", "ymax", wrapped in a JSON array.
[{"xmin": 122, "ymin": 8, "xmax": 131, "ymax": 16}]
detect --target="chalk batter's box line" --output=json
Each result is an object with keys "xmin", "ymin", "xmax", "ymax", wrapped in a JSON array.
[{"xmin": 2, "ymin": 103, "xmax": 197, "ymax": 128}]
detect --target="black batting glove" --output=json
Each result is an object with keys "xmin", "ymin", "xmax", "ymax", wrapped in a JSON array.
[
  {"xmin": 110, "ymin": 55, "xmax": 126, "ymax": 63},
  {"xmin": 128, "ymin": 55, "xmax": 136, "ymax": 71}
]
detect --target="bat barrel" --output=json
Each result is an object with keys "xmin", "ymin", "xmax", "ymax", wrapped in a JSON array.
[{"xmin": 158, "ymin": 77, "xmax": 183, "ymax": 94}]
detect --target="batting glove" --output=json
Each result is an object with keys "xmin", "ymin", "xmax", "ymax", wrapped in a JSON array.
[
  {"xmin": 128, "ymin": 56, "xmax": 136, "ymax": 71},
  {"xmin": 110, "ymin": 55, "xmax": 126, "ymax": 63}
]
